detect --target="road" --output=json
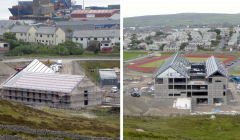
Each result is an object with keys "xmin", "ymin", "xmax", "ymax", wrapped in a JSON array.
[
  {"xmin": 226, "ymin": 59, "xmax": 240, "ymax": 72},
  {"xmin": 124, "ymin": 51, "xmax": 160, "ymax": 63},
  {"xmin": 2, "ymin": 57, "xmax": 120, "ymax": 63},
  {"xmin": 214, "ymin": 39, "xmax": 225, "ymax": 52}
]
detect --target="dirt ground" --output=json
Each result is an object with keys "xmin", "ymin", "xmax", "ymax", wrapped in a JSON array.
[
  {"xmin": 123, "ymin": 68, "xmax": 153, "ymax": 92},
  {"xmin": 60, "ymin": 61, "xmax": 86, "ymax": 75},
  {"xmin": 123, "ymin": 95, "xmax": 189, "ymax": 117},
  {"xmin": 0, "ymin": 62, "xmax": 17, "ymax": 87}
]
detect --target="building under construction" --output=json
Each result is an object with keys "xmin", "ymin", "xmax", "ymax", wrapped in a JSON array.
[
  {"xmin": 1, "ymin": 59, "xmax": 102, "ymax": 109},
  {"xmin": 154, "ymin": 53, "xmax": 228, "ymax": 105}
]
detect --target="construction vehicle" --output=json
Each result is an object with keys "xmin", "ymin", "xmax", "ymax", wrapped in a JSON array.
[{"xmin": 42, "ymin": 59, "xmax": 52, "ymax": 67}]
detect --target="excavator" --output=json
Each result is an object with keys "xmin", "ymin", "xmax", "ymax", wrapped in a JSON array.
[{"xmin": 42, "ymin": 59, "xmax": 52, "ymax": 67}]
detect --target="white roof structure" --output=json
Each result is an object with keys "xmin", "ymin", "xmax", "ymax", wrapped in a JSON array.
[
  {"xmin": 2, "ymin": 59, "xmax": 86, "ymax": 93},
  {"xmin": 23, "ymin": 59, "xmax": 54, "ymax": 73},
  {"xmin": 99, "ymin": 69, "xmax": 117, "ymax": 79},
  {"xmin": 205, "ymin": 56, "xmax": 227, "ymax": 77},
  {"xmin": 3, "ymin": 72, "xmax": 85, "ymax": 93}
]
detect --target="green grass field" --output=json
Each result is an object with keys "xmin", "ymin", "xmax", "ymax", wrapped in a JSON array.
[
  {"xmin": 124, "ymin": 115, "xmax": 240, "ymax": 140},
  {"xmin": 137, "ymin": 57, "xmax": 227, "ymax": 68},
  {"xmin": 229, "ymin": 71, "xmax": 240, "ymax": 74},
  {"xmin": 123, "ymin": 52, "xmax": 148, "ymax": 60},
  {"xmin": 78, "ymin": 60, "xmax": 120, "ymax": 84}
]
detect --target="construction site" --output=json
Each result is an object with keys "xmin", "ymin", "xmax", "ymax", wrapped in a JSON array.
[
  {"xmin": 123, "ymin": 53, "xmax": 240, "ymax": 117},
  {"xmin": 0, "ymin": 59, "xmax": 118, "ymax": 109}
]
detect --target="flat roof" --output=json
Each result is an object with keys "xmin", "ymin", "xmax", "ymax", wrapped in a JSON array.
[{"xmin": 99, "ymin": 69, "xmax": 117, "ymax": 79}]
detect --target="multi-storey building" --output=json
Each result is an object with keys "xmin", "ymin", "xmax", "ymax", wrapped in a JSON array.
[
  {"xmin": 154, "ymin": 53, "xmax": 228, "ymax": 105},
  {"xmin": 1, "ymin": 59, "xmax": 102, "ymax": 109}
]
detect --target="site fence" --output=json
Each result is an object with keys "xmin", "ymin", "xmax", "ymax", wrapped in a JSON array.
[{"xmin": 1, "ymin": 54, "xmax": 23, "ymax": 60}]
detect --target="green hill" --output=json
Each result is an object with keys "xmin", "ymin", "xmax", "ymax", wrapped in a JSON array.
[
  {"xmin": 0, "ymin": 98, "xmax": 119, "ymax": 139},
  {"xmin": 124, "ymin": 13, "xmax": 240, "ymax": 27}
]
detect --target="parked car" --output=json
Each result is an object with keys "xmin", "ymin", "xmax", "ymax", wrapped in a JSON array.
[
  {"xmin": 131, "ymin": 92, "xmax": 140, "ymax": 97},
  {"xmin": 111, "ymin": 87, "xmax": 118, "ymax": 93},
  {"xmin": 225, "ymin": 66, "xmax": 227, "ymax": 68},
  {"xmin": 231, "ymin": 63, "xmax": 234, "ymax": 65},
  {"xmin": 227, "ymin": 64, "xmax": 231, "ymax": 66}
]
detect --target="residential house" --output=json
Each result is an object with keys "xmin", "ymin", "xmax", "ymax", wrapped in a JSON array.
[
  {"xmin": 100, "ymin": 40, "xmax": 112, "ymax": 52},
  {"xmin": 163, "ymin": 44, "xmax": 180, "ymax": 51},
  {"xmin": 35, "ymin": 27, "xmax": 65, "ymax": 46},
  {"xmin": 72, "ymin": 30, "xmax": 120, "ymax": 49},
  {"xmin": 189, "ymin": 40, "xmax": 204, "ymax": 46},
  {"xmin": 146, "ymin": 45, "xmax": 159, "ymax": 51},
  {"xmin": 204, "ymin": 42, "xmax": 212, "ymax": 50},
  {"xmin": 10, "ymin": 25, "xmax": 38, "ymax": 42},
  {"xmin": 184, "ymin": 44, "xmax": 197, "ymax": 51},
  {"xmin": 56, "ymin": 24, "xmax": 95, "ymax": 40}
]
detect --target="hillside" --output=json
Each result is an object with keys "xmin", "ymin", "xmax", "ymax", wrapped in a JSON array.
[
  {"xmin": 124, "ymin": 13, "xmax": 240, "ymax": 27},
  {"xmin": 0, "ymin": 98, "xmax": 119, "ymax": 139}
]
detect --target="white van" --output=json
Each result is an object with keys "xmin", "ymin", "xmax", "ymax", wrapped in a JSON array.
[
  {"xmin": 111, "ymin": 87, "xmax": 118, "ymax": 93},
  {"xmin": 57, "ymin": 60, "xmax": 62, "ymax": 68}
]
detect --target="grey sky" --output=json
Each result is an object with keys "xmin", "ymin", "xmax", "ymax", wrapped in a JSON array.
[{"xmin": 123, "ymin": 0, "xmax": 240, "ymax": 18}]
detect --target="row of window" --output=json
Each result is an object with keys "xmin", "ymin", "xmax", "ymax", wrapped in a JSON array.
[
  {"xmin": 75, "ymin": 37, "xmax": 120, "ymax": 41},
  {"xmin": 8, "ymin": 97, "xmax": 69, "ymax": 104},
  {"xmin": 20, "ymin": 33, "xmax": 56, "ymax": 38}
]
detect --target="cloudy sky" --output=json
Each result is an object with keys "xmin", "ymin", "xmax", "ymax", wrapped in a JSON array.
[{"xmin": 122, "ymin": 0, "xmax": 240, "ymax": 18}]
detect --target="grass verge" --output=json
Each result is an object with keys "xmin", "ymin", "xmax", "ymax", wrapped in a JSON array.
[
  {"xmin": 123, "ymin": 52, "xmax": 148, "ymax": 60},
  {"xmin": 124, "ymin": 115, "xmax": 240, "ymax": 140},
  {"xmin": 78, "ymin": 60, "xmax": 120, "ymax": 84}
]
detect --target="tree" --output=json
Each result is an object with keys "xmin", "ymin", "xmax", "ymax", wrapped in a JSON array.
[
  {"xmin": 54, "ymin": 45, "xmax": 70, "ymax": 55},
  {"xmin": 3, "ymin": 32, "xmax": 17, "ymax": 40},
  {"xmin": 87, "ymin": 42, "xmax": 99, "ymax": 53},
  {"xmin": 229, "ymin": 31, "xmax": 233, "ymax": 37},
  {"xmin": 113, "ymin": 45, "xmax": 120, "ymax": 52},
  {"xmin": 65, "ymin": 28, "xmax": 73, "ymax": 33},
  {"xmin": 155, "ymin": 31, "xmax": 164, "ymax": 36},
  {"xmin": 7, "ymin": 39, "xmax": 18, "ymax": 50},
  {"xmin": 180, "ymin": 43, "xmax": 189, "ymax": 50},
  {"xmin": 146, "ymin": 36, "xmax": 151, "ymax": 40},
  {"xmin": 208, "ymin": 29, "xmax": 221, "ymax": 35},
  {"xmin": 159, "ymin": 44, "xmax": 166, "ymax": 51},
  {"xmin": 62, "ymin": 40, "xmax": 82, "ymax": 55},
  {"xmin": 216, "ymin": 34, "xmax": 222, "ymax": 40}
]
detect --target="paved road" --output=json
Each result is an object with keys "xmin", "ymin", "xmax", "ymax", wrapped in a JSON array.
[
  {"xmin": 2, "ymin": 57, "xmax": 120, "ymax": 63},
  {"xmin": 226, "ymin": 59, "xmax": 240, "ymax": 72},
  {"xmin": 214, "ymin": 39, "xmax": 225, "ymax": 52},
  {"xmin": 124, "ymin": 51, "xmax": 160, "ymax": 63}
]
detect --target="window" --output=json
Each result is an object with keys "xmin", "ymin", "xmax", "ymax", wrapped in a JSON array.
[
  {"xmin": 33, "ymin": 93, "xmax": 35, "ymax": 97},
  {"xmin": 27, "ymin": 98, "xmax": 29, "ymax": 102},
  {"xmin": 27, "ymin": 92, "xmax": 29, "ymax": 97},
  {"xmin": 81, "ymin": 38, "xmax": 83, "ymax": 41},
  {"xmin": 76, "ymin": 38, "xmax": 78, "ymax": 41},
  {"xmin": 9, "ymin": 90, "xmax": 11, "ymax": 95},
  {"xmin": 52, "ymin": 35, "xmax": 54, "ymax": 37},
  {"xmin": 15, "ymin": 97, "xmax": 17, "ymax": 100},
  {"xmin": 88, "ymin": 38, "xmax": 90, "ymax": 40},
  {"xmin": 84, "ymin": 90, "xmax": 88, "ymax": 93},
  {"xmin": 223, "ymin": 91, "xmax": 226, "ymax": 96},
  {"xmin": 215, "ymin": 80, "xmax": 221, "ymax": 82},
  {"xmin": 42, "ymin": 40, "xmax": 44, "ymax": 42},
  {"xmin": 103, "ymin": 38, "xmax": 105, "ymax": 40},
  {"xmin": 25, "ymin": 33, "xmax": 26, "ymax": 36},
  {"xmin": 84, "ymin": 100, "xmax": 88, "ymax": 105},
  {"xmin": 46, "ymin": 40, "xmax": 48, "ymax": 42},
  {"xmin": 33, "ymin": 99, "xmax": 35, "ymax": 102},
  {"xmin": 15, "ymin": 91, "xmax": 17, "ymax": 96},
  {"xmin": 119, "ymin": 37, "xmax": 120, "ymax": 40},
  {"xmin": 107, "ymin": 38, "xmax": 109, "ymax": 40},
  {"xmin": 62, "ymin": 40, "xmax": 63, "ymax": 43},
  {"xmin": 94, "ymin": 38, "xmax": 97, "ymax": 40},
  {"xmin": 29, "ymin": 33, "xmax": 31, "ymax": 36},
  {"xmin": 39, "ymin": 99, "xmax": 41, "ymax": 103},
  {"xmin": 39, "ymin": 94, "xmax": 41, "ymax": 98},
  {"xmin": 223, "ymin": 85, "xmax": 226, "ymax": 89},
  {"xmin": 21, "ymin": 33, "xmax": 23, "ymax": 36},
  {"xmin": 25, "ymin": 39, "xmax": 26, "ymax": 41},
  {"xmin": 56, "ymin": 35, "xmax": 58, "ymax": 38},
  {"xmin": 155, "ymin": 78, "xmax": 163, "ymax": 84},
  {"xmin": 47, "ymin": 35, "xmax": 49, "ymax": 38},
  {"xmin": 37, "ymin": 34, "xmax": 38, "ymax": 37},
  {"xmin": 209, "ymin": 78, "xmax": 212, "ymax": 83},
  {"xmin": 21, "ymin": 91, "xmax": 23, "ymax": 96},
  {"xmin": 40, "ymin": 34, "xmax": 42, "ymax": 37},
  {"xmin": 105, "ymin": 44, "xmax": 109, "ymax": 46},
  {"xmin": 52, "ymin": 41, "xmax": 53, "ymax": 43},
  {"xmin": 45, "ymin": 94, "xmax": 47, "ymax": 98}
]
